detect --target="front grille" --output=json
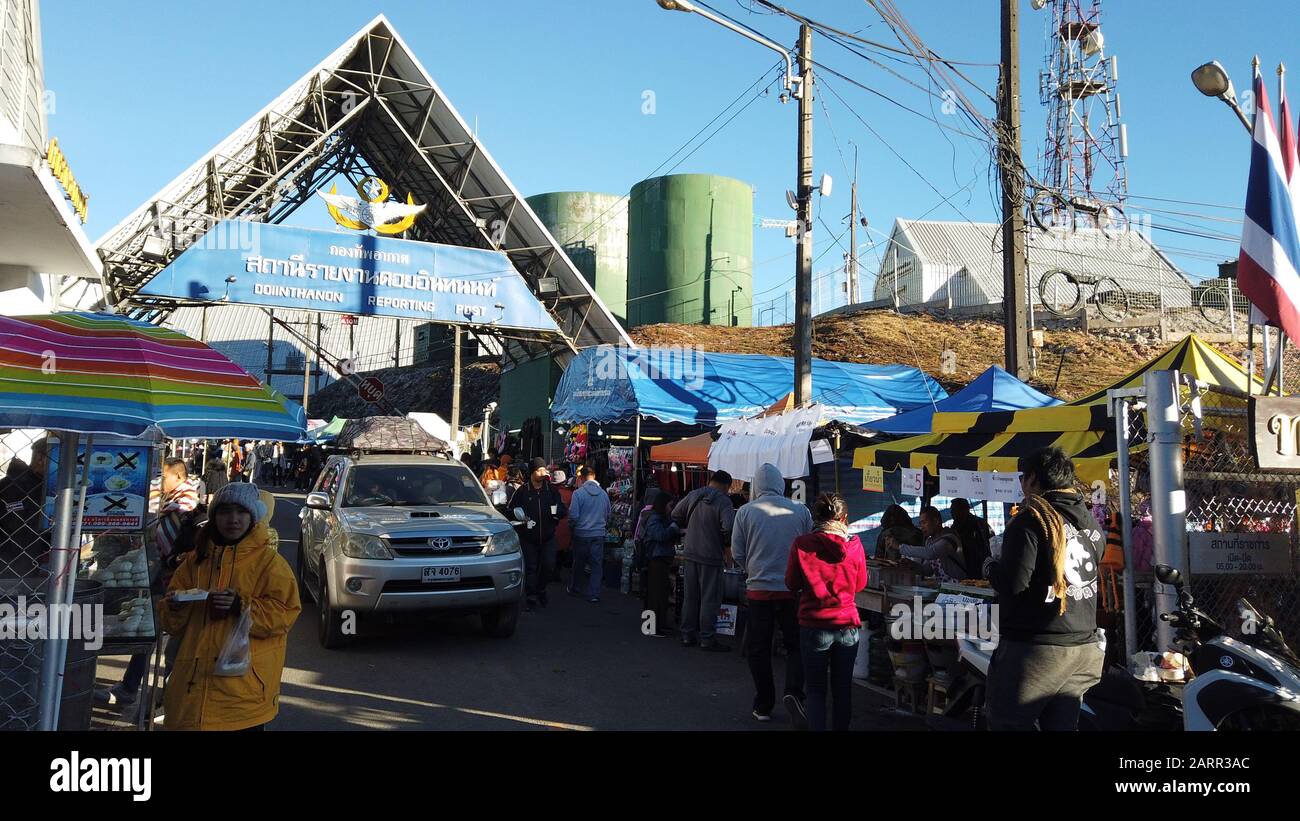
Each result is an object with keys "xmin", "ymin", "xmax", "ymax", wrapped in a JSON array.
[
  {"xmin": 390, "ymin": 545, "xmax": 484, "ymax": 557},
  {"xmin": 387, "ymin": 535, "xmax": 487, "ymax": 557},
  {"xmin": 382, "ymin": 577, "xmax": 495, "ymax": 594}
]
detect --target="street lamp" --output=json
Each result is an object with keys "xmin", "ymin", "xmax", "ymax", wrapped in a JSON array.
[
  {"xmin": 655, "ymin": 0, "xmax": 814, "ymax": 406},
  {"xmin": 1191, "ymin": 60, "xmax": 1252, "ymax": 133},
  {"xmin": 655, "ymin": 0, "xmax": 800, "ymax": 96}
]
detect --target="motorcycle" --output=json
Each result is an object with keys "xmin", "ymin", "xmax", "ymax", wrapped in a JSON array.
[
  {"xmin": 1155, "ymin": 563, "xmax": 1300, "ymax": 731},
  {"xmin": 944, "ymin": 564, "xmax": 1300, "ymax": 730}
]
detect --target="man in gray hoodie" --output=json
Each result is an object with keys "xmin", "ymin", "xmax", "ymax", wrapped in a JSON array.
[
  {"xmin": 567, "ymin": 466, "xmax": 612, "ymax": 602},
  {"xmin": 672, "ymin": 470, "xmax": 736, "ymax": 651},
  {"xmin": 732, "ymin": 462, "xmax": 813, "ymax": 724}
]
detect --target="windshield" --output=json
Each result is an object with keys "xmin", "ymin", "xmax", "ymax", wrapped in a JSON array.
[{"xmin": 342, "ymin": 464, "xmax": 489, "ymax": 507}]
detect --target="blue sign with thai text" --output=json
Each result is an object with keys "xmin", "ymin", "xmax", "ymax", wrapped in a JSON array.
[{"xmin": 138, "ymin": 221, "xmax": 560, "ymax": 332}]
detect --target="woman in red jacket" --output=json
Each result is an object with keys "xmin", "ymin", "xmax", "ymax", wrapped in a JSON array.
[{"xmin": 785, "ymin": 493, "xmax": 869, "ymax": 731}]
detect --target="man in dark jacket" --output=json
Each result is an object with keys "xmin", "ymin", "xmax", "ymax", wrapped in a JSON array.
[
  {"xmin": 672, "ymin": 470, "xmax": 736, "ymax": 651},
  {"xmin": 950, "ymin": 498, "xmax": 992, "ymax": 577},
  {"xmin": 983, "ymin": 447, "xmax": 1104, "ymax": 731},
  {"xmin": 508, "ymin": 457, "xmax": 568, "ymax": 611}
]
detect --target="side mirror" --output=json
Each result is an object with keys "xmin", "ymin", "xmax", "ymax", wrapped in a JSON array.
[
  {"xmin": 305, "ymin": 492, "xmax": 331, "ymax": 510},
  {"xmin": 1154, "ymin": 564, "xmax": 1182, "ymax": 586}
]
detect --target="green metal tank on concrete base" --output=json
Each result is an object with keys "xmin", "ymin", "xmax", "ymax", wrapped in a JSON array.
[
  {"xmin": 525, "ymin": 191, "xmax": 628, "ymax": 327},
  {"xmin": 627, "ymin": 173, "xmax": 753, "ymax": 328}
]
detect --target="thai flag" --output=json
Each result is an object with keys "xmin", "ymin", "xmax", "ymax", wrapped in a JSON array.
[{"xmin": 1239, "ymin": 67, "xmax": 1300, "ymax": 339}]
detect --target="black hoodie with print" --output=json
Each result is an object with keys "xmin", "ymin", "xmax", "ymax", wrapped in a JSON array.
[{"xmin": 986, "ymin": 490, "xmax": 1102, "ymax": 646}]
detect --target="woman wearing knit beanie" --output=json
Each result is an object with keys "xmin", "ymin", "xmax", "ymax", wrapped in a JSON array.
[{"xmin": 160, "ymin": 482, "xmax": 301, "ymax": 731}]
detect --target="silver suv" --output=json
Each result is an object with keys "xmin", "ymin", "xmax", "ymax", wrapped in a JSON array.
[{"xmin": 297, "ymin": 453, "xmax": 524, "ymax": 648}]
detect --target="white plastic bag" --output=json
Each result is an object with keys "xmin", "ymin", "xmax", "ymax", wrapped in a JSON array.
[{"xmin": 213, "ymin": 608, "xmax": 253, "ymax": 677}]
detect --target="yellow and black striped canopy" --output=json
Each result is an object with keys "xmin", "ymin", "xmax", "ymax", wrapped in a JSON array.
[{"xmin": 852, "ymin": 335, "xmax": 1253, "ymax": 484}]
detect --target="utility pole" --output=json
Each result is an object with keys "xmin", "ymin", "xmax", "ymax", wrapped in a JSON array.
[
  {"xmin": 848, "ymin": 144, "xmax": 859, "ymax": 305},
  {"xmin": 451, "ymin": 325, "xmax": 463, "ymax": 456},
  {"xmin": 302, "ymin": 311, "xmax": 315, "ymax": 416},
  {"xmin": 313, "ymin": 314, "xmax": 323, "ymax": 396},
  {"xmin": 264, "ymin": 309, "xmax": 275, "ymax": 386},
  {"xmin": 201, "ymin": 305, "xmax": 210, "ymax": 472},
  {"xmin": 999, "ymin": 0, "xmax": 1030, "ymax": 380},
  {"xmin": 794, "ymin": 22, "xmax": 814, "ymax": 406}
]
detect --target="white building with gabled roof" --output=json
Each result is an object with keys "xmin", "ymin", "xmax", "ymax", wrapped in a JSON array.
[{"xmin": 872, "ymin": 218, "xmax": 1192, "ymax": 313}]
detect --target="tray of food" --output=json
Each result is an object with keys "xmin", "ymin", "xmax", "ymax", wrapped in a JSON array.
[{"xmin": 941, "ymin": 580, "xmax": 996, "ymax": 598}]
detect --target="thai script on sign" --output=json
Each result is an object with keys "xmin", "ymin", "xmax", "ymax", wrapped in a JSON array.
[
  {"xmin": 244, "ymin": 253, "xmax": 498, "ymax": 298},
  {"xmin": 1267, "ymin": 412, "xmax": 1300, "ymax": 457},
  {"xmin": 45, "ymin": 137, "xmax": 89, "ymax": 223},
  {"xmin": 328, "ymin": 245, "xmax": 412, "ymax": 265}
]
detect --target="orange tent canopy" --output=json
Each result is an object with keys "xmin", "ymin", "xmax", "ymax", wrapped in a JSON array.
[
  {"xmin": 760, "ymin": 392, "xmax": 796, "ymax": 417},
  {"xmin": 649, "ymin": 432, "xmax": 714, "ymax": 465}
]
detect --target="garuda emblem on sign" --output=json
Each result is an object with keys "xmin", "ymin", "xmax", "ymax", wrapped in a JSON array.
[{"xmin": 319, "ymin": 176, "xmax": 426, "ymax": 234}]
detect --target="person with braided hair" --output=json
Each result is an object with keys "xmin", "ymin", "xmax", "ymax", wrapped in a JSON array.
[{"xmin": 983, "ymin": 447, "xmax": 1104, "ymax": 731}]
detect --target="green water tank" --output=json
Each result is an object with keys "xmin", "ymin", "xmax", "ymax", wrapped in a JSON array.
[
  {"xmin": 627, "ymin": 173, "xmax": 753, "ymax": 328},
  {"xmin": 525, "ymin": 191, "xmax": 628, "ymax": 326}
]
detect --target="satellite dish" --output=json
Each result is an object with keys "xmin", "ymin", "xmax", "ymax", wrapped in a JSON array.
[
  {"xmin": 1031, "ymin": 0, "xmax": 1048, "ymax": 9},
  {"xmin": 1083, "ymin": 29, "xmax": 1105, "ymax": 56},
  {"xmin": 785, "ymin": 190, "xmax": 799, "ymax": 211}
]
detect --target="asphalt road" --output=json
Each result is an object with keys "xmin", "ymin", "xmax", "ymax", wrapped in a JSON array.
[{"xmin": 100, "ymin": 489, "xmax": 929, "ymax": 731}]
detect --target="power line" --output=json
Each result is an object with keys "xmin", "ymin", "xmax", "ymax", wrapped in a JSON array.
[
  {"xmin": 1126, "ymin": 193, "xmax": 1240, "ymax": 211},
  {"xmin": 751, "ymin": 0, "xmax": 999, "ymax": 67},
  {"xmin": 812, "ymin": 59, "xmax": 994, "ymax": 143},
  {"xmin": 556, "ymin": 61, "xmax": 784, "ymax": 254}
]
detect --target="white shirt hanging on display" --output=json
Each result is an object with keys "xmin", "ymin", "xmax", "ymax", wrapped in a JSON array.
[{"xmin": 707, "ymin": 404, "xmax": 824, "ymax": 481}]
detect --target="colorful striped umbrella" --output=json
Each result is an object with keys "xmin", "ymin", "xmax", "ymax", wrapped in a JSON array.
[{"xmin": 0, "ymin": 312, "xmax": 306, "ymax": 440}]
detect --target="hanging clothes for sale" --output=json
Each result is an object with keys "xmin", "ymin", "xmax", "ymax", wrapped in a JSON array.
[
  {"xmin": 564, "ymin": 423, "xmax": 588, "ymax": 465},
  {"xmin": 519, "ymin": 417, "xmax": 544, "ymax": 462},
  {"xmin": 592, "ymin": 448, "xmax": 610, "ymax": 484},
  {"xmin": 653, "ymin": 467, "xmax": 680, "ymax": 498},
  {"xmin": 1098, "ymin": 508, "xmax": 1126, "ymax": 620},
  {"xmin": 607, "ymin": 446, "xmax": 634, "ymax": 480}
]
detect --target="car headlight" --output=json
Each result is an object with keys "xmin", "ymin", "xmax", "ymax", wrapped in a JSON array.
[
  {"xmin": 484, "ymin": 528, "xmax": 521, "ymax": 556},
  {"xmin": 342, "ymin": 534, "xmax": 394, "ymax": 560}
]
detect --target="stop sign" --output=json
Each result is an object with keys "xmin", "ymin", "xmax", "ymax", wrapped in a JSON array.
[{"xmin": 357, "ymin": 376, "xmax": 385, "ymax": 404}]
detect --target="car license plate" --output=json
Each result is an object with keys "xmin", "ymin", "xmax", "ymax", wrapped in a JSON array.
[{"xmin": 422, "ymin": 566, "xmax": 461, "ymax": 584}]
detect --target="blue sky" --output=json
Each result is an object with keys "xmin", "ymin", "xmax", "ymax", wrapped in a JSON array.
[{"xmin": 42, "ymin": 0, "xmax": 1299, "ymax": 320}]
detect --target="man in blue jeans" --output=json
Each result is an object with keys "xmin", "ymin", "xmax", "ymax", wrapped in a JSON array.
[{"xmin": 566, "ymin": 466, "xmax": 611, "ymax": 602}]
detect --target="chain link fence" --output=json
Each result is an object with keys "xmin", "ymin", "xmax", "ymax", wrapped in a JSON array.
[
  {"xmin": 1106, "ymin": 396, "xmax": 1157, "ymax": 661},
  {"xmin": 0, "ymin": 428, "xmax": 52, "ymax": 730},
  {"xmin": 1179, "ymin": 383, "xmax": 1300, "ymax": 648}
]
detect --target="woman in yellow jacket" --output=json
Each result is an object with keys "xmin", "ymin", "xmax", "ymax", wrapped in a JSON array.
[{"xmin": 160, "ymin": 482, "xmax": 300, "ymax": 731}]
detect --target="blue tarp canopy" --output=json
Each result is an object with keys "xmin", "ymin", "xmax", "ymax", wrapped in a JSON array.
[
  {"xmin": 863, "ymin": 365, "xmax": 1060, "ymax": 435},
  {"xmin": 550, "ymin": 347, "xmax": 948, "ymax": 426}
]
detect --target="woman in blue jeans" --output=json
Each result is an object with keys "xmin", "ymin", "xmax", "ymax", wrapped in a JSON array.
[{"xmin": 785, "ymin": 493, "xmax": 869, "ymax": 731}]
